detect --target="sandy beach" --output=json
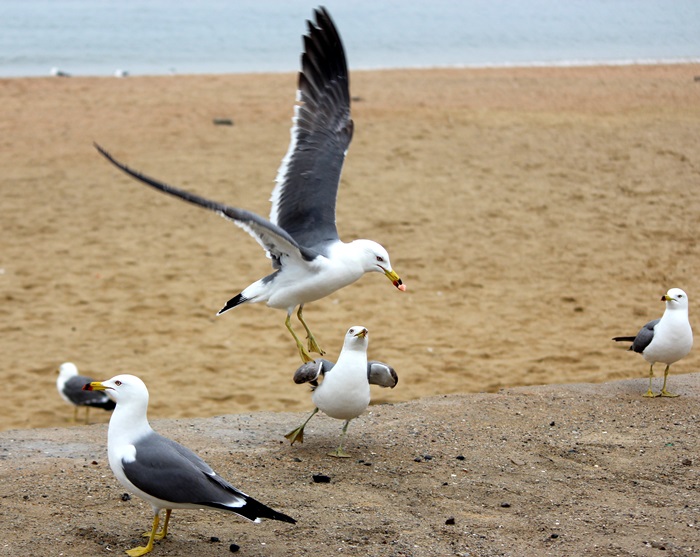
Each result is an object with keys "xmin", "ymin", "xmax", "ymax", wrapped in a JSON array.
[
  {"xmin": 2, "ymin": 375, "xmax": 699, "ymax": 556},
  {"xmin": 1, "ymin": 63, "xmax": 699, "ymax": 430},
  {"xmin": 0, "ymin": 63, "xmax": 699, "ymax": 555}
]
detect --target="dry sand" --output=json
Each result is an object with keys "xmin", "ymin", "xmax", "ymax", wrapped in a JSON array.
[
  {"xmin": 0, "ymin": 63, "xmax": 699, "ymax": 555},
  {"xmin": 1, "ymin": 63, "xmax": 699, "ymax": 430}
]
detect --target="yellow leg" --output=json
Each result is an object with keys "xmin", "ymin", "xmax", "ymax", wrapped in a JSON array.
[
  {"xmin": 286, "ymin": 313, "xmax": 313, "ymax": 363},
  {"xmin": 127, "ymin": 513, "xmax": 159, "ymax": 556},
  {"xmin": 327, "ymin": 420, "xmax": 352, "ymax": 458},
  {"xmin": 284, "ymin": 408, "xmax": 319, "ymax": 445},
  {"xmin": 643, "ymin": 364, "xmax": 656, "ymax": 398},
  {"xmin": 297, "ymin": 305, "xmax": 325, "ymax": 356},
  {"xmin": 73, "ymin": 406, "xmax": 79, "ymax": 423},
  {"xmin": 83, "ymin": 407, "xmax": 90, "ymax": 425},
  {"xmin": 658, "ymin": 365, "xmax": 679, "ymax": 398},
  {"xmin": 143, "ymin": 509, "xmax": 171, "ymax": 541}
]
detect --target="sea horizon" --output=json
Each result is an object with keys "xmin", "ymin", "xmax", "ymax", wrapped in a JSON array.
[{"xmin": 2, "ymin": 0, "xmax": 699, "ymax": 79}]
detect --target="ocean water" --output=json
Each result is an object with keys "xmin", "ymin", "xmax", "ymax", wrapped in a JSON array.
[{"xmin": 1, "ymin": 0, "xmax": 699, "ymax": 78}]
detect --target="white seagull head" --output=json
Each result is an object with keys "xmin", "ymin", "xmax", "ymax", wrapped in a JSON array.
[
  {"xmin": 662, "ymin": 288, "xmax": 689, "ymax": 311},
  {"xmin": 343, "ymin": 325, "xmax": 369, "ymax": 351},
  {"xmin": 83, "ymin": 374, "xmax": 149, "ymax": 407},
  {"xmin": 351, "ymin": 239, "xmax": 405, "ymax": 291},
  {"xmin": 57, "ymin": 362, "xmax": 79, "ymax": 380}
]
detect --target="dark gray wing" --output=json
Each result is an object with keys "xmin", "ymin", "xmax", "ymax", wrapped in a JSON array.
[
  {"xmin": 630, "ymin": 319, "xmax": 660, "ymax": 353},
  {"xmin": 123, "ymin": 432, "xmax": 295, "ymax": 523},
  {"xmin": 367, "ymin": 361, "xmax": 398, "ymax": 388},
  {"xmin": 293, "ymin": 359, "xmax": 334, "ymax": 386},
  {"xmin": 94, "ymin": 143, "xmax": 319, "ymax": 267},
  {"xmin": 293, "ymin": 358, "xmax": 398, "ymax": 388},
  {"xmin": 64, "ymin": 375, "xmax": 116, "ymax": 410},
  {"xmin": 269, "ymin": 7, "xmax": 353, "ymax": 250},
  {"xmin": 612, "ymin": 318, "xmax": 659, "ymax": 354}
]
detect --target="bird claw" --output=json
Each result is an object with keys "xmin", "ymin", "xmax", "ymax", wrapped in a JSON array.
[
  {"xmin": 307, "ymin": 335, "xmax": 325, "ymax": 356},
  {"xmin": 327, "ymin": 448, "xmax": 351, "ymax": 458},
  {"xmin": 284, "ymin": 426, "xmax": 305, "ymax": 445},
  {"xmin": 142, "ymin": 531, "xmax": 166, "ymax": 541},
  {"xmin": 297, "ymin": 345, "xmax": 314, "ymax": 363},
  {"xmin": 643, "ymin": 390, "xmax": 656, "ymax": 398},
  {"xmin": 126, "ymin": 545, "xmax": 153, "ymax": 557},
  {"xmin": 658, "ymin": 389, "xmax": 680, "ymax": 398}
]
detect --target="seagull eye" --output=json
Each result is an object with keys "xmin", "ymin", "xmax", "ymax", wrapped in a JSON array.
[
  {"xmin": 114, "ymin": 380, "xmax": 122, "ymax": 386},
  {"xmin": 376, "ymin": 256, "xmax": 384, "ymax": 262}
]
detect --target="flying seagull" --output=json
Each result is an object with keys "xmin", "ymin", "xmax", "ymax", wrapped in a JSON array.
[
  {"xmin": 612, "ymin": 288, "xmax": 693, "ymax": 397},
  {"xmin": 94, "ymin": 8, "xmax": 405, "ymax": 362},
  {"xmin": 84, "ymin": 374, "xmax": 295, "ymax": 556},
  {"xmin": 56, "ymin": 362, "xmax": 115, "ymax": 424},
  {"xmin": 285, "ymin": 326, "xmax": 398, "ymax": 457}
]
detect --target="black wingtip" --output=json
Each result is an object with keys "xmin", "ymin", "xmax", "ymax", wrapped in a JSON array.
[{"xmin": 217, "ymin": 293, "xmax": 248, "ymax": 315}]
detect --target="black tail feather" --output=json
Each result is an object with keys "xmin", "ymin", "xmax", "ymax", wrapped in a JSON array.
[
  {"xmin": 204, "ymin": 495, "xmax": 296, "ymax": 524},
  {"xmin": 217, "ymin": 293, "xmax": 247, "ymax": 315},
  {"xmin": 612, "ymin": 336, "xmax": 636, "ymax": 343}
]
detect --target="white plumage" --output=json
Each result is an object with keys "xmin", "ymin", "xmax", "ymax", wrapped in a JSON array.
[
  {"xmin": 85, "ymin": 374, "xmax": 294, "ymax": 556},
  {"xmin": 286, "ymin": 326, "xmax": 397, "ymax": 457},
  {"xmin": 613, "ymin": 288, "xmax": 693, "ymax": 397}
]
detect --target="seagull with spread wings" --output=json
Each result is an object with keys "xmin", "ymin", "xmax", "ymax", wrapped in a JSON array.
[{"xmin": 95, "ymin": 8, "xmax": 405, "ymax": 362}]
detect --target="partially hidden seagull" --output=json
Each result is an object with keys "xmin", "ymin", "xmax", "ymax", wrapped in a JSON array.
[
  {"xmin": 56, "ymin": 362, "xmax": 115, "ymax": 424},
  {"xmin": 284, "ymin": 326, "xmax": 398, "ymax": 457},
  {"xmin": 94, "ymin": 7, "xmax": 405, "ymax": 363},
  {"xmin": 84, "ymin": 374, "xmax": 295, "ymax": 556},
  {"xmin": 612, "ymin": 288, "xmax": 693, "ymax": 397}
]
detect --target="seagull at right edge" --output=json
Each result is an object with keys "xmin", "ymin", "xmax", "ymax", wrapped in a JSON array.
[
  {"xmin": 612, "ymin": 288, "xmax": 693, "ymax": 397},
  {"xmin": 94, "ymin": 8, "xmax": 406, "ymax": 363}
]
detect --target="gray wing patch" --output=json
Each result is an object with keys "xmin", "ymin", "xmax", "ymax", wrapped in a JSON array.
[
  {"xmin": 122, "ymin": 432, "xmax": 245, "ymax": 506},
  {"xmin": 65, "ymin": 375, "xmax": 116, "ymax": 409},
  {"xmin": 630, "ymin": 318, "xmax": 659, "ymax": 354},
  {"xmin": 293, "ymin": 359, "xmax": 334, "ymax": 387},
  {"xmin": 367, "ymin": 361, "xmax": 399, "ymax": 388}
]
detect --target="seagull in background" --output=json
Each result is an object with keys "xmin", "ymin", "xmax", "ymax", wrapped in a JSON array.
[
  {"xmin": 285, "ymin": 326, "xmax": 398, "ymax": 457},
  {"xmin": 94, "ymin": 8, "xmax": 405, "ymax": 363},
  {"xmin": 56, "ymin": 362, "xmax": 115, "ymax": 424},
  {"xmin": 613, "ymin": 288, "xmax": 693, "ymax": 397}
]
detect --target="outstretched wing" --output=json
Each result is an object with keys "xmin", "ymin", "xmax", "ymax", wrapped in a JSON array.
[
  {"xmin": 293, "ymin": 359, "xmax": 334, "ymax": 387},
  {"xmin": 367, "ymin": 361, "xmax": 399, "ymax": 388},
  {"xmin": 95, "ymin": 143, "xmax": 319, "ymax": 268},
  {"xmin": 270, "ymin": 7, "xmax": 353, "ymax": 250},
  {"xmin": 292, "ymin": 358, "xmax": 398, "ymax": 388}
]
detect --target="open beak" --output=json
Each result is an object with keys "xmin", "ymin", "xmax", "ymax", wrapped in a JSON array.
[
  {"xmin": 354, "ymin": 328, "xmax": 368, "ymax": 339},
  {"xmin": 383, "ymin": 268, "xmax": 407, "ymax": 292},
  {"xmin": 83, "ymin": 381, "xmax": 106, "ymax": 392}
]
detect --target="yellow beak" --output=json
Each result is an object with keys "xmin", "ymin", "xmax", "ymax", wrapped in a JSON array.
[
  {"xmin": 383, "ymin": 268, "xmax": 406, "ymax": 291},
  {"xmin": 83, "ymin": 381, "xmax": 107, "ymax": 392},
  {"xmin": 354, "ymin": 328, "xmax": 368, "ymax": 339}
]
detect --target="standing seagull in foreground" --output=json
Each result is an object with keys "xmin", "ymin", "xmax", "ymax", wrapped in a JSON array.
[
  {"xmin": 94, "ymin": 8, "xmax": 405, "ymax": 363},
  {"xmin": 285, "ymin": 326, "xmax": 398, "ymax": 457},
  {"xmin": 56, "ymin": 362, "xmax": 115, "ymax": 424},
  {"xmin": 84, "ymin": 375, "xmax": 295, "ymax": 556},
  {"xmin": 613, "ymin": 288, "xmax": 693, "ymax": 397}
]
